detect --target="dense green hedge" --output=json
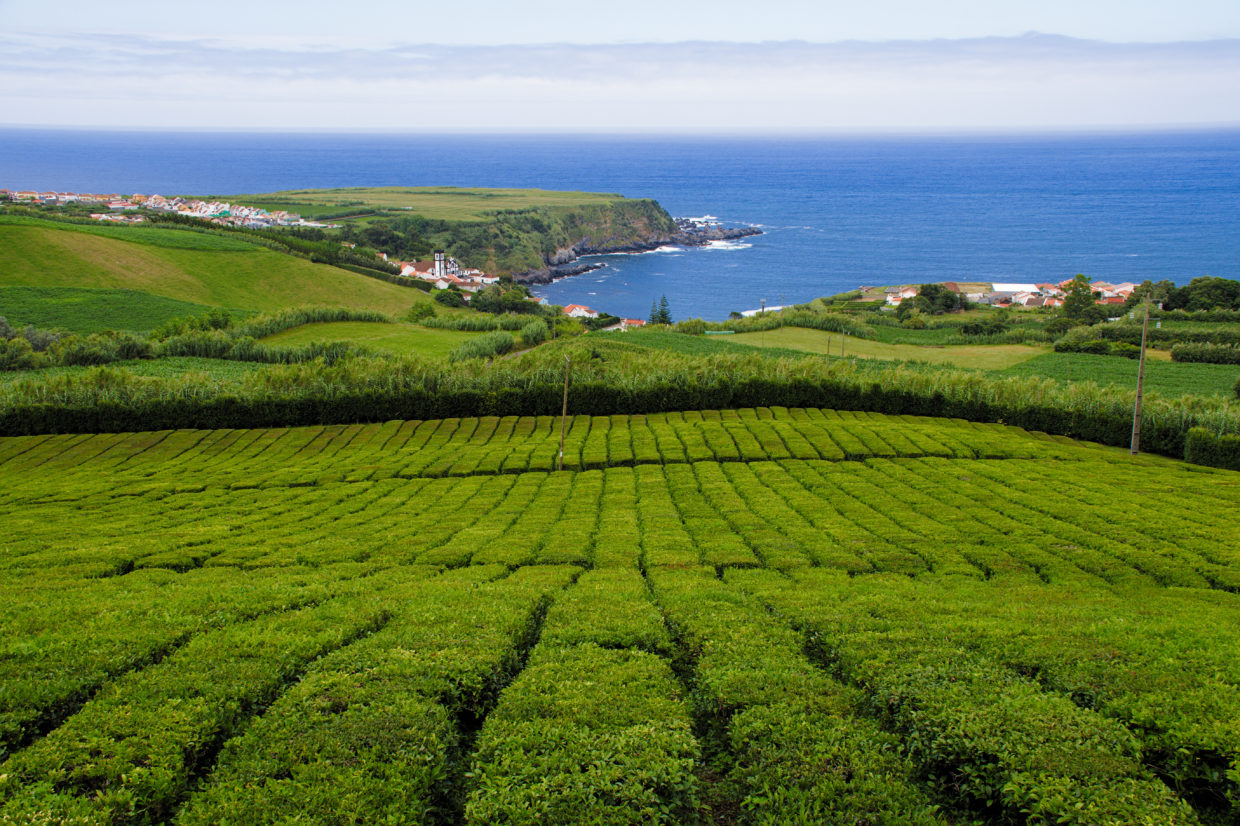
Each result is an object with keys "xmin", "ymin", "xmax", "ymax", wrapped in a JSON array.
[
  {"xmin": 1171, "ymin": 343, "xmax": 1240, "ymax": 365},
  {"xmin": 1184, "ymin": 427, "xmax": 1240, "ymax": 471},
  {"xmin": 3, "ymin": 340, "xmax": 1237, "ymax": 470}
]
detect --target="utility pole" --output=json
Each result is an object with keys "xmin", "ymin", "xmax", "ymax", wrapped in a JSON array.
[
  {"xmin": 1130, "ymin": 296, "xmax": 1151, "ymax": 455},
  {"xmin": 760, "ymin": 298, "xmax": 766, "ymax": 347},
  {"xmin": 558, "ymin": 355, "xmax": 570, "ymax": 471},
  {"xmin": 841, "ymin": 330, "xmax": 846, "ymax": 359}
]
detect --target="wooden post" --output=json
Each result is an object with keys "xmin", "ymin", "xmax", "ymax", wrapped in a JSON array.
[
  {"xmin": 1130, "ymin": 297, "xmax": 1150, "ymax": 455},
  {"xmin": 558, "ymin": 355, "xmax": 570, "ymax": 471}
]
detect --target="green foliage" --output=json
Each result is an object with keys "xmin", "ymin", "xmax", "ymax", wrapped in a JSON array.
[
  {"xmin": 1163, "ymin": 276, "xmax": 1240, "ymax": 312},
  {"xmin": 1184, "ymin": 426, "xmax": 1240, "ymax": 471},
  {"xmin": 1172, "ymin": 343, "xmax": 1240, "ymax": 365},
  {"xmin": 405, "ymin": 302, "xmax": 437, "ymax": 322},
  {"xmin": 423, "ymin": 312, "xmax": 530, "ymax": 332},
  {"xmin": 1062, "ymin": 274, "xmax": 1107, "ymax": 322},
  {"xmin": 434, "ymin": 289, "xmax": 467, "ymax": 308},
  {"xmin": 448, "ymin": 331, "xmax": 515, "ymax": 362},
  {"xmin": 520, "ymin": 319, "xmax": 549, "ymax": 346}
]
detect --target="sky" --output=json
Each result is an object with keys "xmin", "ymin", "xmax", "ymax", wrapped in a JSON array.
[{"xmin": 1, "ymin": 0, "xmax": 1238, "ymax": 131}]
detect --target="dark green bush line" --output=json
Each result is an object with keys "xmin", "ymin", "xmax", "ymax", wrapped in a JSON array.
[
  {"xmin": 424, "ymin": 313, "xmax": 530, "ymax": 332},
  {"xmin": 1054, "ymin": 336, "xmax": 1142, "ymax": 359},
  {"xmin": 1185, "ymin": 427, "xmax": 1240, "ymax": 471},
  {"xmin": 689, "ymin": 310, "xmax": 876, "ymax": 339},
  {"xmin": 1, "ymin": 308, "xmax": 388, "ymax": 372},
  {"xmin": 1172, "ymin": 343, "xmax": 1240, "ymax": 365},
  {"xmin": 2, "ymin": 342, "xmax": 1237, "ymax": 469},
  {"xmin": 1092, "ymin": 323, "xmax": 1240, "ymax": 348}
]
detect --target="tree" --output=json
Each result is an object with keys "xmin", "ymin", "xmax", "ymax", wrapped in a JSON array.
[
  {"xmin": 1123, "ymin": 279, "xmax": 1175, "ymax": 311},
  {"xmin": 658, "ymin": 295, "xmax": 673, "ymax": 325},
  {"xmin": 911, "ymin": 283, "xmax": 965, "ymax": 315},
  {"xmin": 1061, "ymin": 274, "xmax": 1104, "ymax": 322},
  {"xmin": 648, "ymin": 299, "xmax": 660, "ymax": 326}
]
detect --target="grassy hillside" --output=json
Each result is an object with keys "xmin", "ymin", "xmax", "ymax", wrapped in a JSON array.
[
  {"xmin": 0, "ymin": 218, "xmax": 427, "ymax": 317},
  {"xmin": 0, "ymin": 286, "xmax": 216, "ymax": 333},
  {"xmin": 1, "ymin": 409, "xmax": 1238, "ymax": 823}
]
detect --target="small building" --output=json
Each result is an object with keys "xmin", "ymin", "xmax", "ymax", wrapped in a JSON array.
[{"xmin": 563, "ymin": 304, "xmax": 599, "ymax": 319}]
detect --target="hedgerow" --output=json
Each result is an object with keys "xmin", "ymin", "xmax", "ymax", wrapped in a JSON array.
[{"xmin": 1172, "ymin": 343, "xmax": 1240, "ymax": 364}]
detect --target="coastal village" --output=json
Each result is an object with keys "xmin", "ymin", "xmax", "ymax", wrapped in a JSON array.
[
  {"xmin": 878, "ymin": 279, "xmax": 1141, "ymax": 309},
  {"xmin": 1, "ymin": 189, "xmax": 331, "ymax": 230}
]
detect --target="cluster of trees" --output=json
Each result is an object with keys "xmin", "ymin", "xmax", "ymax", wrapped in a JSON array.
[
  {"xmin": 1123, "ymin": 276, "xmax": 1240, "ymax": 312},
  {"xmin": 895, "ymin": 284, "xmax": 968, "ymax": 323},
  {"xmin": 648, "ymin": 296, "xmax": 673, "ymax": 325}
]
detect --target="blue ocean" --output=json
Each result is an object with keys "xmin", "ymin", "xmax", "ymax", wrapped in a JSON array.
[{"xmin": 2, "ymin": 129, "xmax": 1238, "ymax": 321}]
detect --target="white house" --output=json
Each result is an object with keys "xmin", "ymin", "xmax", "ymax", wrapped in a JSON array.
[{"xmin": 563, "ymin": 304, "xmax": 599, "ymax": 319}]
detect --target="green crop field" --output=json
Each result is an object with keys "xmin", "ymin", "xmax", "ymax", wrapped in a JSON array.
[
  {"xmin": 0, "ymin": 286, "xmax": 218, "ymax": 333},
  {"xmin": 1003, "ymin": 351, "xmax": 1240, "ymax": 398},
  {"xmin": 261, "ymin": 321, "xmax": 490, "ymax": 359},
  {"xmin": 0, "ymin": 218, "xmax": 422, "ymax": 317},
  {"xmin": 729, "ymin": 326, "xmax": 1048, "ymax": 369},
  {"xmin": 2, "ymin": 408, "xmax": 1239, "ymax": 824},
  {"xmin": 230, "ymin": 187, "xmax": 629, "ymax": 222}
]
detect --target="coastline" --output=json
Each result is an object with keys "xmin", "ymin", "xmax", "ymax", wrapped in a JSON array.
[{"xmin": 514, "ymin": 222, "xmax": 762, "ymax": 285}]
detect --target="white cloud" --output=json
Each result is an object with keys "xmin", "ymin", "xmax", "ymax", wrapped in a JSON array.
[{"xmin": 1, "ymin": 33, "xmax": 1237, "ymax": 131}]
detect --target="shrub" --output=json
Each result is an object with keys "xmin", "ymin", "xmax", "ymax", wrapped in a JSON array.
[
  {"xmin": 674, "ymin": 318, "xmax": 707, "ymax": 336},
  {"xmin": 433, "ymin": 290, "xmax": 466, "ymax": 308},
  {"xmin": 0, "ymin": 337, "xmax": 41, "ymax": 370},
  {"xmin": 1184, "ymin": 427, "xmax": 1240, "ymax": 471},
  {"xmin": 1171, "ymin": 343, "xmax": 1240, "ymax": 365},
  {"xmin": 406, "ymin": 302, "xmax": 437, "ymax": 322},
  {"xmin": 448, "ymin": 331, "xmax": 515, "ymax": 362},
  {"xmin": 520, "ymin": 319, "xmax": 549, "ymax": 346}
]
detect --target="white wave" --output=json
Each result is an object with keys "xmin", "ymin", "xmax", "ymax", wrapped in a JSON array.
[{"xmin": 702, "ymin": 239, "xmax": 753, "ymax": 251}]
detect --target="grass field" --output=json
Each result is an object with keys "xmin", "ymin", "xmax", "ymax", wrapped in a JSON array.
[
  {"xmin": 2, "ymin": 408, "xmax": 1239, "ymax": 824},
  {"xmin": 0, "ymin": 357, "xmax": 271, "ymax": 387},
  {"xmin": 0, "ymin": 219, "xmax": 426, "ymax": 317},
  {"xmin": 262, "ymin": 321, "xmax": 487, "ymax": 359},
  {"xmin": 230, "ymin": 187, "xmax": 628, "ymax": 222},
  {"xmin": 0, "ymin": 286, "xmax": 219, "ymax": 333},
  {"xmin": 1005, "ymin": 351, "xmax": 1239, "ymax": 398},
  {"xmin": 729, "ymin": 326, "xmax": 1048, "ymax": 369}
]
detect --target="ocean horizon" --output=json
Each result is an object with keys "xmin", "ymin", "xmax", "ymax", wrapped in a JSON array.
[{"xmin": 3, "ymin": 128, "xmax": 1237, "ymax": 320}]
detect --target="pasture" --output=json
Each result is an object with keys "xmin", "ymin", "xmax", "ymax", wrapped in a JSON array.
[
  {"xmin": 0, "ymin": 218, "xmax": 420, "ymax": 317},
  {"xmin": 230, "ymin": 187, "xmax": 628, "ymax": 222},
  {"xmin": 2, "ymin": 408, "xmax": 1239, "ymax": 824}
]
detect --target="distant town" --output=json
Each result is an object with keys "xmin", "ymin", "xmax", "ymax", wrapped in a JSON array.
[
  {"xmin": 1, "ymin": 189, "xmax": 333, "ymax": 230},
  {"xmin": 875, "ymin": 279, "xmax": 1140, "ymax": 309}
]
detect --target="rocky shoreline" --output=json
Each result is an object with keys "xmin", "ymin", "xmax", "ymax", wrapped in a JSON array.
[{"xmin": 515, "ymin": 220, "xmax": 762, "ymax": 285}]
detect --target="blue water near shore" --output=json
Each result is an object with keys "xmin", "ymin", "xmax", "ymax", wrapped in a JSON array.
[{"xmin": 3, "ymin": 129, "xmax": 1238, "ymax": 320}]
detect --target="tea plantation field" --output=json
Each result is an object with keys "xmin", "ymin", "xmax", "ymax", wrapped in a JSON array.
[{"xmin": 2, "ymin": 409, "xmax": 1239, "ymax": 824}]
